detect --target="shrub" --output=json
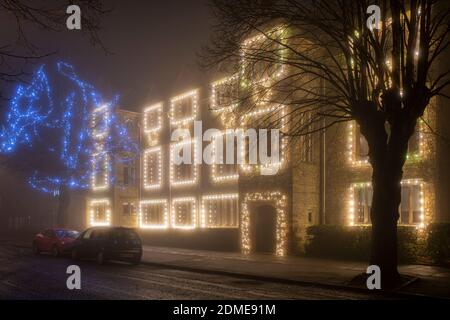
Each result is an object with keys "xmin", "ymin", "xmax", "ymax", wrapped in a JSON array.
[
  {"xmin": 426, "ymin": 223, "xmax": 450, "ymax": 263},
  {"xmin": 304, "ymin": 225, "xmax": 424, "ymax": 263}
]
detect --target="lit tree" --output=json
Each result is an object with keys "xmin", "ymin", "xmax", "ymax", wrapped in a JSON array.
[
  {"xmin": 0, "ymin": 62, "xmax": 137, "ymax": 226},
  {"xmin": 203, "ymin": 0, "xmax": 450, "ymax": 286}
]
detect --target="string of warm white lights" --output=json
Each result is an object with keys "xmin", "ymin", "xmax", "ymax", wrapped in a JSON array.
[
  {"xmin": 169, "ymin": 89, "xmax": 198, "ymax": 126},
  {"xmin": 169, "ymin": 138, "xmax": 199, "ymax": 187},
  {"xmin": 91, "ymin": 151, "xmax": 110, "ymax": 191},
  {"xmin": 240, "ymin": 105, "xmax": 287, "ymax": 174},
  {"xmin": 210, "ymin": 131, "xmax": 239, "ymax": 183},
  {"xmin": 143, "ymin": 103, "xmax": 163, "ymax": 134},
  {"xmin": 241, "ymin": 191, "xmax": 288, "ymax": 256},
  {"xmin": 171, "ymin": 197, "xmax": 197, "ymax": 229},
  {"xmin": 139, "ymin": 199, "xmax": 169, "ymax": 229},
  {"xmin": 348, "ymin": 179, "xmax": 425, "ymax": 228},
  {"xmin": 347, "ymin": 119, "xmax": 427, "ymax": 166},
  {"xmin": 211, "ymin": 75, "xmax": 239, "ymax": 128},
  {"xmin": 89, "ymin": 198, "xmax": 111, "ymax": 226},
  {"xmin": 200, "ymin": 193, "xmax": 239, "ymax": 228},
  {"xmin": 143, "ymin": 146, "xmax": 163, "ymax": 189}
]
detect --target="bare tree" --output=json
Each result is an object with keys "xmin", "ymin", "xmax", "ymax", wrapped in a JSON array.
[
  {"xmin": 202, "ymin": 0, "xmax": 450, "ymax": 287},
  {"xmin": 0, "ymin": 0, "xmax": 110, "ymax": 97}
]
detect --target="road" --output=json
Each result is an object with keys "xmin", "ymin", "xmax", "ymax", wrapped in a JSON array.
[{"xmin": 0, "ymin": 243, "xmax": 391, "ymax": 300}]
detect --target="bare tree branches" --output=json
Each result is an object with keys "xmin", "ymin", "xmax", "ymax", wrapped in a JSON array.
[{"xmin": 0, "ymin": 0, "xmax": 111, "ymax": 94}]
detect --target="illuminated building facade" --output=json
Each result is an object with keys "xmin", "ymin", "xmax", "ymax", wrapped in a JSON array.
[{"xmin": 86, "ymin": 28, "xmax": 450, "ymax": 257}]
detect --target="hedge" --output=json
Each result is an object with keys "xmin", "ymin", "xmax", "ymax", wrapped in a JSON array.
[{"xmin": 303, "ymin": 224, "xmax": 446, "ymax": 264}]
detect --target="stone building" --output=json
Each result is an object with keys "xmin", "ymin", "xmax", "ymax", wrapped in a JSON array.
[{"xmin": 86, "ymin": 27, "xmax": 450, "ymax": 257}]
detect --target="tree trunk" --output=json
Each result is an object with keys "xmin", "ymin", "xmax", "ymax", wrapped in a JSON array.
[
  {"xmin": 369, "ymin": 164, "xmax": 402, "ymax": 288},
  {"xmin": 56, "ymin": 186, "xmax": 70, "ymax": 228}
]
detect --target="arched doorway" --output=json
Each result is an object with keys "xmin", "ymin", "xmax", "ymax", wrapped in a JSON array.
[
  {"xmin": 241, "ymin": 191, "xmax": 288, "ymax": 256},
  {"xmin": 250, "ymin": 204, "xmax": 277, "ymax": 254}
]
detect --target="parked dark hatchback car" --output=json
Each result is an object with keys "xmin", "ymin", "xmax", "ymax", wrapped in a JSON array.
[{"xmin": 71, "ymin": 227, "xmax": 142, "ymax": 265}]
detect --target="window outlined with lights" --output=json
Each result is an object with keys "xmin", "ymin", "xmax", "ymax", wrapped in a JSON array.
[
  {"xmin": 348, "ymin": 120, "xmax": 426, "ymax": 166},
  {"xmin": 201, "ymin": 194, "xmax": 239, "ymax": 228},
  {"xmin": 211, "ymin": 75, "xmax": 238, "ymax": 128},
  {"xmin": 171, "ymin": 197, "xmax": 197, "ymax": 229},
  {"xmin": 169, "ymin": 90, "xmax": 198, "ymax": 126},
  {"xmin": 240, "ymin": 26, "xmax": 287, "ymax": 106},
  {"xmin": 89, "ymin": 199, "xmax": 111, "ymax": 226},
  {"xmin": 139, "ymin": 199, "xmax": 169, "ymax": 229},
  {"xmin": 348, "ymin": 179, "xmax": 425, "ymax": 228},
  {"xmin": 239, "ymin": 105, "xmax": 288, "ymax": 175},
  {"xmin": 210, "ymin": 131, "xmax": 239, "ymax": 184},
  {"xmin": 91, "ymin": 104, "xmax": 110, "ymax": 140},
  {"xmin": 170, "ymin": 138, "xmax": 198, "ymax": 187},
  {"xmin": 91, "ymin": 151, "xmax": 109, "ymax": 191},
  {"xmin": 143, "ymin": 103, "xmax": 163, "ymax": 134},
  {"xmin": 143, "ymin": 146, "xmax": 162, "ymax": 190}
]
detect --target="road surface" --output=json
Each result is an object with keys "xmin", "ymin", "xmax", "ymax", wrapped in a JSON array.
[{"xmin": 0, "ymin": 243, "xmax": 392, "ymax": 300}]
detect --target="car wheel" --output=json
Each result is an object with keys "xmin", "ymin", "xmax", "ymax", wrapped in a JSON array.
[
  {"xmin": 32, "ymin": 242, "xmax": 41, "ymax": 255},
  {"xmin": 96, "ymin": 251, "xmax": 107, "ymax": 265},
  {"xmin": 51, "ymin": 245, "xmax": 59, "ymax": 257},
  {"xmin": 71, "ymin": 248, "xmax": 79, "ymax": 260}
]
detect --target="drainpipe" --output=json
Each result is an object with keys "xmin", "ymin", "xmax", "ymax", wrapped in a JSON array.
[{"xmin": 320, "ymin": 117, "xmax": 326, "ymax": 225}]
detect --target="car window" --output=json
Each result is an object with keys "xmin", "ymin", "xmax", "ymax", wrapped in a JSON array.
[
  {"xmin": 110, "ymin": 229, "xmax": 139, "ymax": 241},
  {"xmin": 82, "ymin": 229, "xmax": 93, "ymax": 239},
  {"xmin": 55, "ymin": 230, "xmax": 79, "ymax": 239},
  {"xmin": 91, "ymin": 229, "xmax": 107, "ymax": 240},
  {"xmin": 44, "ymin": 230, "xmax": 55, "ymax": 238}
]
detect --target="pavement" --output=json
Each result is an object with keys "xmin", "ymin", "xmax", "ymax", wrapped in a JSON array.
[
  {"xmin": 139, "ymin": 245, "xmax": 450, "ymax": 298},
  {"xmin": 2, "ymin": 239, "xmax": 449, "ymax": 299},
  {"xmin": 0, "ymin": 243, "xmax": 386, "ymax": 300}
]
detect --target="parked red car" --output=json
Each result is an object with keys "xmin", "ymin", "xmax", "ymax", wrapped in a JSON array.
[{"xmin": 33, "ymin": 229, "xmax": 80, "ymax": 256}]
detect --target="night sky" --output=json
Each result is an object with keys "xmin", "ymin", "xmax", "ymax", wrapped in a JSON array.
[{"xmin": 1, "ymin": 0, "xmax": 215, "ymax": 112}]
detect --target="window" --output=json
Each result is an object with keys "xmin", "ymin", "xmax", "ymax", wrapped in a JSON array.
[
  {"xmin": 240, "ymin": 105, "xmax": 288, "ymax": 174},
  {"xmin": 169, "ymin": 90, "xmax": 198, "ymax": 126},
  {"xmin": 170, "ymin": 139, "xmax": 198, "ymax": 187},
  {"xmin": 210, "ymin": 131, "xmax": 239, "ymax": 183},
  {"xmin": 91, "ymin": 104, "xmax": 109, "ymax": 140},
  {"xmin": 171, "ymin": 197, "xmax": 196, "ymax": 229},
  {"xmin": 122, "ymin": 202, "xmax": 135, "ymax": 216},
  {"xmin": 123, "ymin": 164, "xmax": 136, "ymax": 187},
  {"xmin": 83, "ymin": 229, "xmax": 93, "ymax": 239},
  {"xmin": 354, "ymin": 184, "xmax": 373, "ymax": 224},
  {"xmin": 44, "ymin": 229, "xmax": 55, "ymax": 238},
  {"xmin": 211, "ymin": 76, "xmax": 239, "ymax": 128},
  {"xmin": 143, "ymin": 103, "xmax": 163, "ymax": 134},
  {"xmin": 92, "ymin": 152, "xmax": 109, "ymax": 190},
  {"xmin": 400, "ymin": 184, "xmax": 422, "ymax": 224},
  {"xmin": 89, "ymin": 199, "xmax": 111, "ymax": 226},
  {"xmin": 350, "ymin": 180, "xmax": 424, "ymax": 226},
  {"xmin": 351, "ymin": 122, "xmax": 422, "ymax": 165},
  {"xmin": 143, "ymin": 147, "xmax": 162, "ymax": 189},
  {"xmin": 140, "ymin": 199, "xmax": 168, "ymax": 229},
  {"xmin": 241, "ymin": 26, "xmax": 287, "ymax": 106},
  {"xmin": 201, "ymin": 194, "xmax": 239, "ymax": 228}
]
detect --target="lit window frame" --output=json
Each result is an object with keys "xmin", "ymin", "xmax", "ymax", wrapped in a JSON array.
[
  {"xmin": 201, "ymin": 193, "xmax": 239, "ymax": 228},
  {"xmin": 139, "ymin": 199, "xmax": 169, "ymax": 229},
  {"xmin": 348, "ymin": 179, "xmax": 425, "ymax": 228},
  {"xmin": 89, "ymin": 199, "xmax": 111, "ymax": 226},
  {"xmin": 169, "ymin": 89, "xmax": 198, "ymax": 126},
  {"xmin": 171, "ymin": 197, "xmax": 197, "ymax": 230},
  {"xmin": 143, "ymin": 102, "xmax": 163, "ymax": 134},
  {"xmin": 169, "ymin": 138, "xmax": 199, "ymax": 187},
  {"xmin": 143, "ymin": 146, "xmax": 162, "ymax": 190}
]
